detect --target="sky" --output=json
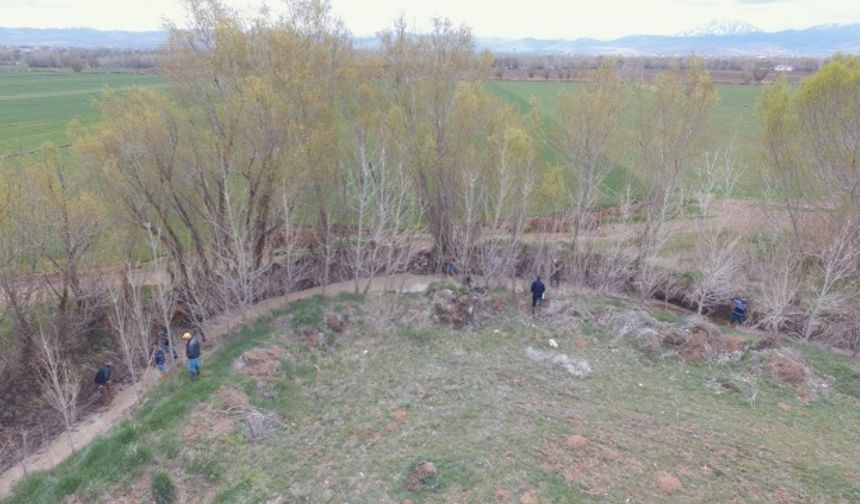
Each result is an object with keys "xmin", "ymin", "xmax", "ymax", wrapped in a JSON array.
[{"xmin": 1, "ymin": 0, "xmax": 860, "ymax": 39}]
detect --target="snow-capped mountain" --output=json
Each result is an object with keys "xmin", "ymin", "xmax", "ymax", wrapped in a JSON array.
[{"xmin": 680, "ymin": 20, "xmax": 762, "ymax": 37}]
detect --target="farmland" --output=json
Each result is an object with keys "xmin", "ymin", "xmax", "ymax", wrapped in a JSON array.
[
  {"xmin": 0, "ymin": 69, "xmax": 765, "ymax": 165},
  {"xmin": 486, "ymin": 80, "xmax": 764, "ymax": 166},
  {"xmin": 0, "ymin": 68, "xmax": 164, "ymax": 156}
]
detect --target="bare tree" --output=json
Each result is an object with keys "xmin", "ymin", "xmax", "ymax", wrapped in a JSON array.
[
  {"xmin": 35, "ymin": 325, "xmax": 81, "ymax": 454},
  {"xmin": 801, "ymin": 225, "xmax": 860, "ymax": 341},
  {"xmin": 106, "ymin": 267, "xmax": 152, "ymax": 401},
  {"xmin": 686, "ymin": 230, "xmax": 744, "ymax": 315},
  {"xmin": 633, "ymin": 59, "xmax": 717, "ymax": 297},
  {"xmin": 554, "ymin": 60, "xmax": 626, "ymax": 279},
  {"xmin": 750, "ymin": 238, "xmax": 803, "ymax": 333}
]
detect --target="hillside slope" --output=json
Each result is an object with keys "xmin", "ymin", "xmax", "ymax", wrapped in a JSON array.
[{"xmin": 4, "ymin": 282, "xmax": 860, "ymax": 503}]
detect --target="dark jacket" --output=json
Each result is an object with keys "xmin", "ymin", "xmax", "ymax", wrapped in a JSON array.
[
  {"xmin": 94, "ymin": 364, "xmax": 112, "ymax": 385},
  {"xmin": 530, "ymin": 279, "xmax": 546, "ymax": 299},
  {"xmin": 186, "ymin": 337, "xmax": 201, "ymax": 359},
  {"xmin": 154, "ymin": 348, "xmax": 166, "ymax": 366}
]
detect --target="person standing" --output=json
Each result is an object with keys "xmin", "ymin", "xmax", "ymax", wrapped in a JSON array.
[
  {"xmin": 731, "ymin": 297, "xmax": 748, "ymax": 326},
  {"xmin": 94, "ymin": 363, "xmax": 113, "ymax": 406},
  {"xmin": 182, "ymin": 331, "xmax": 201, "ymax": 377},
  {"xmin": 152, "ymin": 342, "xmax": 166, "ymax": 374},
  {"xmin": 530, "ymin": 276, "xmax": 546, "ymax": 315}
]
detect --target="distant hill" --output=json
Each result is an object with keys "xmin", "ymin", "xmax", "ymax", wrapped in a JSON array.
[
  {"xmin": 477, "ymin": 23, "xmax": 860, "ymax": 56},
  {"xmin": 0, "ymin": 27, "xmax": 167, "ymax": 48},
  {"xmin": 2, "ymin": 23, "xmax": 860, "ymax": 56}
]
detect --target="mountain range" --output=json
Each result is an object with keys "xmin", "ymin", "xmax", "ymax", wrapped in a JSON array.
[{"xmin": 2, "ymin": 22, "xmax": 859, "ymax": 56}]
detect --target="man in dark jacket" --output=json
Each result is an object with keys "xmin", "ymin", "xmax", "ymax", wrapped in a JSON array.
[
  {"xmin": 152, "ymin": 342, "xmax": 166, "ymax": 374},
  {"xmin": 182, "ymin": 331, "xmax": 201, "ymax": 377},
  {"xmin": 530, "ymin": 276, "xmax": 546, "ymax": 314},
  {"xmin": 94, "ymin": 363, "xmax": 113, "ymax": 405},
  {"xmin": 731, "ymin": 297, "xmax": 748, "ymax": 325}
]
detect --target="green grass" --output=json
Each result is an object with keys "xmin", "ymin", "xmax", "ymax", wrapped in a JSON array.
[
  {"xmin": 6, "ymin": 290, "xmax": 860, "ymax": 503},
  {"xmin": 485, "ymin": 80, "xmax": 765, "ymax": 198},
  {"xmin": 0, "ymin": 68, "xmax": 164, "ymax": 156}
]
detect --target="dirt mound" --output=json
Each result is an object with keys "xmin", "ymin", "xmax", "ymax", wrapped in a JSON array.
[
  {"xmin": 184, "ymin": 402, "xmax": 237, "ymax": 443},
  {"xmin": 656, "ymin": 471, "xmax": 682, "ymax": 494},
  {"xmin": 325, "ymin": 313, "xmax": 350, "ymax": 333},
  {"xmin": 430, "ymin": 288, "xmax": 480, "ymax": 327},
  {"xmin": 597, "ymin": 307, "xmax": 662, "ymax": 342},
  {"xmin": 233, "ymin": 346, "xmax": 290, "ymax": 380},
  {"xmin": 753, "ymin": 348, "xmax": 831, "ymax": 400},
  {"xmin": 300, "ymin": 327, "xmax": 331, "ymax": 349},
  {"xmin": 663, "ymin": 322, "xmax": 746, "ymax": 363},
  {"xmin": 755, "ymin": 348, "xmax": 811, "ymax": 386},
  {"xmin": 405, "ymin": 460, "xmax": 438, "ymax": 492},
  {"xmin": 215, "ymin": 387, "xmax": 252, "ymax": 410}
]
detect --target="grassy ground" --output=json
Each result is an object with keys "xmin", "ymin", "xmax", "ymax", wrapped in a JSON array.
[
  {"xmin": 0, "ymin": 68, "xmax": 164, "ymax": 156},
  {"xmin": 5, "ymin": 286, "xmax": 860, "ymax": 503}
]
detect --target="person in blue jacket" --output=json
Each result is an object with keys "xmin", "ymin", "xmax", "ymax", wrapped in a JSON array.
[{"xmin": 731, "ymin": 297, "xmax": 748, "ymax": 325}]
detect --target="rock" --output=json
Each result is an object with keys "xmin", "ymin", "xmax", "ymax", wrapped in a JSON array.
[
  {"xmin": 495, "ymin": 489, "xmax": 511, "ymax": 501},
  {"xmin": 393, "ymin": 410, "xmax": 409, "ymax": 422}
]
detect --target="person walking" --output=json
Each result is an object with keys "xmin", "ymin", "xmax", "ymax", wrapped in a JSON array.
[
  {"xmin": 182, "ymin": 331, "xmax": 201, "ymax": 377},
  {"xmin": 94, "ymin": 362, "xmax": 113, "ymax": 406},
  {"xmin": 530, "ymin": 276, "xmax": 546, "ymax": 315}
]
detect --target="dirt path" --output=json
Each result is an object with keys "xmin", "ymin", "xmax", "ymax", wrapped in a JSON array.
[{"xmin": 0, "ymin": 273, "xmax": 445, "ymax": 499}]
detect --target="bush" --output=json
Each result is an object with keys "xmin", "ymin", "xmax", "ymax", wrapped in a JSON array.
[{"xmin": 150, "ymin": 472, "xmax": 177, "ymax": 504}]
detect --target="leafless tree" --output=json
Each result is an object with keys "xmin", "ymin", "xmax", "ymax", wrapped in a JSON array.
[
  {"xmin": 35, "ymin": 325, "xmax": 81, "ymax": 454},
  {"xmin": 750, "ymin": 239, "xmax": 803, "ymax": 333},
  {"xmin": 801, "ymin": 225, "xmax": 860, "ymax": 341},
  {"xmin": 106, "ymin": 267, "xmax": 152, "ymax": 401},
  {"xmin": 686, "ymin": 230, "xmax": 744, "ymax": 315}
]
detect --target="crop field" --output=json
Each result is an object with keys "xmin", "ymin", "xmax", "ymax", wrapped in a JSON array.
[
  {"xmin": 487, "ymin": 80, "xmax": 765, "ymax": 197},
  {"xmin": 486, "ymin": 80, "xmax": 763, "ymax": 159},
  {"xmin": 0, "ymin": 68, "xmax": 164, "ymax": 157}
]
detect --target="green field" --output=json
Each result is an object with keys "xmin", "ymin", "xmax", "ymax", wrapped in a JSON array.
[
  {"xmin": 486, "ymin": 80, "xmax": 763, "ymax": 159},
  {"xmin": 0, "ymin": 68, "xmax": 165, "ymax": 156},
  {"xmin": 0, "ymin": 70, "xmax": 763, "ymax": 171},
  {"xmin": 486, "ymin": 81, "xmax": 764, "ymax": 199}
]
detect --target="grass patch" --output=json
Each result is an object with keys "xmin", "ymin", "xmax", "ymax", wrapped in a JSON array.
[{"xmin": 150, "ymin": 471, "xmax": 177, "ymax": 504}]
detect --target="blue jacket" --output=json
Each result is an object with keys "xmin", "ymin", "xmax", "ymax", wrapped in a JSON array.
[{"xmin": 94, "ymin": 365, "xmax": 111, "ymax": 385}]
